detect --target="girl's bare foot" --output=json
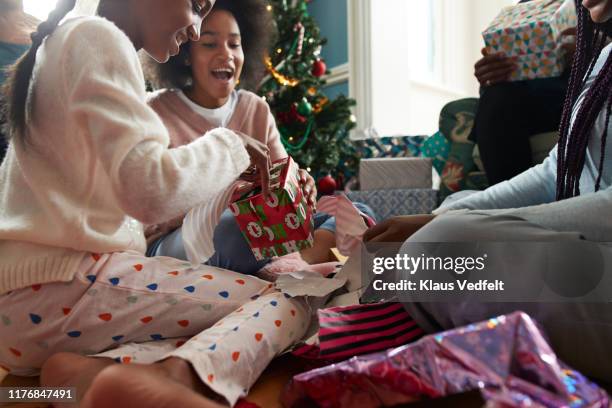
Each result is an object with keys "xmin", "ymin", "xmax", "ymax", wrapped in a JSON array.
[
  {"xmin": 41, "ymin": 353, "xmax": 224, "ymax": 408},
  {"xmin": 81, "ymin": 363, "xmax": 225, "ymax": 408},
  {"xmin": 41, "ymin": 352, "xmax": 113, "ymax": 407}
]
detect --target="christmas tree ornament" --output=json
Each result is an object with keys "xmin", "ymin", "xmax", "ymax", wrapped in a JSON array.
[
  {"xmin": 317, "ymin": 175, "xmax": 337, "ymax": 195},
  {"xmin": 293, "ymin": 22, "xmax": 305, "ymax": 56},
  {"xmin": 297, "ymin": 98, "xmax": 312, "ymax": 116},
  {"xmin": 313, "ymin": 96, "xmax": 328, "ymax": 113},
  {"xmin": 264, "ymin": 56, "xmax": 300, "ymax": 87},
  {"xmin": 311, "ymin": 59, "xmax": 326, "ymax": 77}
]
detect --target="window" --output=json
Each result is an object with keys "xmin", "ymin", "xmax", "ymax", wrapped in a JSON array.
[{"xmin": 349, "ymin": 0, "xmax": 515, "ymax": 138}]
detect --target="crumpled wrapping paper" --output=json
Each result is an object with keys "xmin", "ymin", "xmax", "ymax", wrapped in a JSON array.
[{"xmin": 282, "ymin": 311, "xmax": 609, "ymax": 408}]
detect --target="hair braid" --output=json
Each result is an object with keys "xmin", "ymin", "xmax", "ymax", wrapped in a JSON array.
[
  {"xmin": 3, "ymin": 0, "xmax": 76, "ymax": 142},
  {"xmin": 556, "ymin": 0, "xmax": 612, "ymax": 200}
]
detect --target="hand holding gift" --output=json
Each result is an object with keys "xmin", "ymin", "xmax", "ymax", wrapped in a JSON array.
[
  {"xmin": 229, "ymin": 157, "xmax": 314, "ymax": 260},
  {"xmin": 482, "ymin": 0, "xmax": 577, "ymax": 81}
]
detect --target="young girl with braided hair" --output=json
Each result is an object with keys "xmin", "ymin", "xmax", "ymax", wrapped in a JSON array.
[
  {"xmin": 0, "ymin": 0, "xmax": 311, "ymax": 406},
  {"xmin": 365, "ymin": 0, "xmax": 612, "ymax": 382}
]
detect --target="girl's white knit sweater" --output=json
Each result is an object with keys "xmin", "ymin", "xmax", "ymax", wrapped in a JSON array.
[{"xmin": 0, "ymin": 16, "xmax": 250, "ymax": 295}]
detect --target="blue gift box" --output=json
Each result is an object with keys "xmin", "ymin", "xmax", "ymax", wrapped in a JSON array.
[{"xmin": 346, "ymin": 189, "xmax": 438, "ymax": 221}]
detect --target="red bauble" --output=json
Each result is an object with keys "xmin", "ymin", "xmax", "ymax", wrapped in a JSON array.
[
  {"xmin": 317, "ymin": 175, "xmax": 337, "ymax": 195},
  {"xmin": 311, "ymin": 59, "xmax": 327, "ymax": 77}
]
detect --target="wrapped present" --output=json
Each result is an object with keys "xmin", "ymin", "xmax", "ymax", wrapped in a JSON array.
[
  {"xmin": 346, "ymin": 189, "xmax": 438, "ymax": 220},
  {"xmin": 482, "ymin": 0, "xmax": 577, "ymax": 81},
  {"xmin": 282, "ymin": 311, "xmax": 610, "ymax": 408},
  {"xmin": 229, "ymin": 157, "xmax": 314, "ymax": 260},
  {"xmin": 359, "ymin": 158, "xmax": 432, "ymax": 190}
]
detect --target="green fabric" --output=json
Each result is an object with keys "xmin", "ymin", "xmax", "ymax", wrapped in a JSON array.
[
  {"xmin": 0, "ymin": 41, "xmax": 29, "ymax": 85},
  {"xmin": 437, "ymin": 98, "xmax": 481, "ymax": 200}
]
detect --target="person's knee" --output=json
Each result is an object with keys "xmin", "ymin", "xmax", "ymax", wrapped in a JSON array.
[{"xmin": 408, "ymin": 213, "xmax": 483, "ymax": 243}]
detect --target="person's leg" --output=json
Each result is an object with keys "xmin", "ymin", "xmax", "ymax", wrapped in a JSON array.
[
  {"xmin": 472, "ymin": 82, "xmax": 534, "ymax": 185},
  {"xmin": 399, "ymin": 212, "xmax": 612, "ymax": 382},
  {"xmin": 151, "ymin": 210, "xmax": 270, "ymax": 275}
]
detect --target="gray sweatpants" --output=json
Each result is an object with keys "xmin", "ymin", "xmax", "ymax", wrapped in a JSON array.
[{"xmin": 401, "ymin": 212, "xmax": 612, "ymax": 382}]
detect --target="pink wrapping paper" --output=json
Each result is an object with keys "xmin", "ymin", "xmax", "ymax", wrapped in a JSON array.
[{"xmin": 282, "ymin": 311, "xmax": 609, "ymax": 408}]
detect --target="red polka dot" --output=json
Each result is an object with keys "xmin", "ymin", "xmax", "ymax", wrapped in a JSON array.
[
  {"xmin": 207, "ymin": 374, "xmax": 214, "ymax": 383},
  {"xmin": 235, "ymin": 279, "xmax": 245, "ymax": 285},
  {"xmin": 9, "ymin": 348, "xmax": 21, "ymax": 357},
  {"xmin": 255, "ymin": 333, "xmax": 263, "ymax": 342},
  {"xmin": 140, "ymin": 316, "xmax": 153, "ymax": 324},
  {"xmin": 62, "ymin": 308, "xmax": 72, "ymax": 316},
  {"xmin": 98, "ymin": 313, "xmax": 113, "ymax": 322},
  {"xmin": 122, "ymin": 356, "xmax": 132, "ymax": 364},
  {"xmin": 290, "ymin": 310, "xmax": 296, "ymax": 317},
  {"xmin": 91, "ymin": 253, "xmax": 101, "ymax": 261},
  {"xmin": 232, "ymin": 351, "xmax": 240, "ymax": 362},
  {"xmin": 202, "ymin": 274, "xmax": 214, "ymax": 280},
  {"xmin": 175, "ymin": 340, "xmax": 186, "ymax": 347},
  {"xmin": 31, "ymin": 284, "xmax": 41, "ymax": 292},
  {"xmin": 177, "ymin": 320, "xmax": 190, "ymax": 327},
  {"xmin": 133, "ymin": 264, "xmax": 143, "ymax": 272},
  {"xmin": 167, "ymin": 271, "xmax": 179, "ymax": 276},
  {"xmin": 274, "ymin": 320, "xmax": 282, "ymax": 327}
]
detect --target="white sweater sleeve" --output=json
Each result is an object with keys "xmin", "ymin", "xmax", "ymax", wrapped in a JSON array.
[{"xmin": 63, "ymin": 20, "xmax": 250, "ymax": 224}]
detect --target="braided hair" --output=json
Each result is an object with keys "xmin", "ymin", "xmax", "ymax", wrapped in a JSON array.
[
  {"xmin": 3, "ymin": 0, "xmax": 77, "ymax": 142},
  {"xmin": 556, "ymin": 0, "xmax": 612, "ymax": 200}
]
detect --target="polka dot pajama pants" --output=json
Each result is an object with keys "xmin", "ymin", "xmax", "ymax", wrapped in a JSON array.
[{"xmin": 0, "ymin": 251, "xmax": 309, "ymax": 405}]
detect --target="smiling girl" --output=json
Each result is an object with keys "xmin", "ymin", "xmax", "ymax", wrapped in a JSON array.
[{"xmin": 0, "ymin": 0, "xmax": 309, "ymax": 406}]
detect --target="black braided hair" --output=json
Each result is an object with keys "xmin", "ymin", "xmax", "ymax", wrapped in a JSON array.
[
  {"xmin": 2, "ymin": 0, "xmax": 76, "ymax": 142},
  {"xmin": 556, "ymin": 0, "xmax": 612, "ymax": 200}
]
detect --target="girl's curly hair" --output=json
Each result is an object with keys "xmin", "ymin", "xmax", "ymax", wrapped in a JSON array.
[{"xmin": 145, "ymin": 0, "xmax": 275, "ymax": 92}]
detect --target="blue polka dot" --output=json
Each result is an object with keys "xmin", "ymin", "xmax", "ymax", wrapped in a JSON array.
[
  {"xmin": 270, "ymin": 300, "xmax": 278, "ymax": 306},
  {"xmin": 209, "ymin": 344, "xmax": 216, "ymax": 351},
  {"xmin": 114, "ymin": 357, "xmax": 121, "ymax": 363},
  {"xmin": 86, "ymin": 275, "xmax": 96, "ymax": 283},
  {"xmin": 150, "ymin": 334, "xmax": 163, "ymax": 341},
  {"xmin": 112, "ymin": 335, "xmax": 124, "ymax": 342},
  {"xmin": 283, "ymin": 293, "xmax": 292, "ymax": 299},
  {"xmin": 109, "ymin": 278, "xmax": 120, "ymax": 286},
  {"xmin": 218, "ymin": 291, "xmax": 229, "ymax": 298},
  {"xmin": 233, "ymin": 326, "xmax": 239, "ymax": 331},
  {"xmin": 67, "ymin": 331, "xmax": 81, "ymax": 338},
  {"xmin": 184, "ymin": 286, "xmax": 195, "ymax": 293},
  {"xmin": 253, "ymin": 312, "xmax": 260, "ymax": 318},
  {"xmin": 146, "ymin": 283, "xmax": 158, "ymax": 291},
  {"xmin": 29, "ymin": 313, "xmax": 42, "ymax": 324},
  {"xmin": 250, "ymin": 294, "xmax": 260, "ymax": 300}
]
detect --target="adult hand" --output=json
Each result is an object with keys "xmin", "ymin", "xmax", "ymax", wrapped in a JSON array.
[
  {"xmin": 236, "ymin": 131, "xmax": 272, "ymax": 199},
  {"xmin": 474, "ymin": 48, "xmax": 517, "ymax": 87},
  {"xmin": 298, "ymin": 168, "xmax": 317, "ymax": 209},
  {"xmin": 560, "ymin": 27, "xmax": 577, "ymax": 67},
  {"xmin": 363, "ymin": 214, "xmax": 436, "ymax": 243}
]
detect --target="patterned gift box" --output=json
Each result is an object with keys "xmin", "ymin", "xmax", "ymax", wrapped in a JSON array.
[
  {"xmin": 346, "ymin": 189, "xmax": 438, "ymax": 221},
  {"xmin": 359, "ymin": 158, "xmax": 432, "ymax": 190},
  {"xmin": 482, "ymin": 0, "xmax": 576, "ymax": 81},
  {"xmin": 229, "ymin": 157, "xmax": 314, "ymax": 260}
]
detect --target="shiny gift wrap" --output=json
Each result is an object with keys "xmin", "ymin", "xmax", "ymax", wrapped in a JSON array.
[
  {"xmin": 230, "ymin": 157, "xmax": 314, "ymax": 260},
  {"xmin": 482, "ymin": 0, "xmax": 576, "ymax": 81},
  {"xmin": 282, "ymin": 312, "xmax": 609, "ymax": 408}
]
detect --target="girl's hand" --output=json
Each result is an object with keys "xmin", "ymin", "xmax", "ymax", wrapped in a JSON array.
[
  {"xmin": 474, "ymin": 48, "xmax": 517, "ymax": 86},
  {"xmin": 363, "ymin": 214, "xmax": 436, "ymax": 243},
  {"xmin": 298, "ymin": 168, "xmax": 317, "ymax": 209},
  {"xmin": 236, "ymin": 131, "xmax": 271, "ymax": 198}
]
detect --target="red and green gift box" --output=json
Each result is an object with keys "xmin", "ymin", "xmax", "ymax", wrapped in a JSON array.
[{"xmin": 228, "ymin": 157, "xmax": 314, "ymax": 260}]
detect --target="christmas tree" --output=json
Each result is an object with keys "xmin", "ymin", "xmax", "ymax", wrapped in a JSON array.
[{"xmin": 257, "ymin": 0, "xmax": 357, "ymax": 193}]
